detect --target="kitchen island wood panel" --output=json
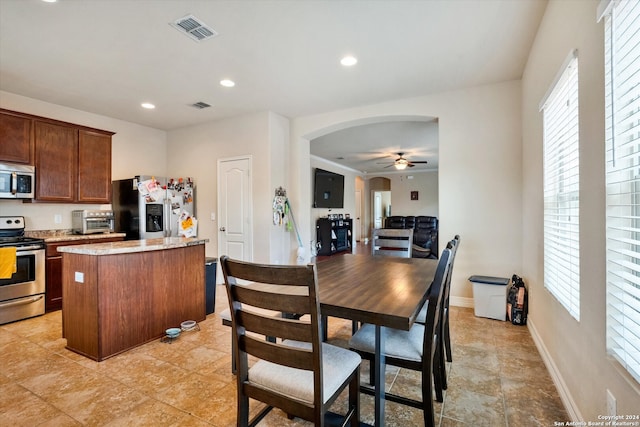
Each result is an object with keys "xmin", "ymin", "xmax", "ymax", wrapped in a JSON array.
[
  {"xmin": 61, "ymin": 240, "xmax": 206, "ymax": 361},
  {"xmin": 44, "ymin": 234, "xmax": 125, "ymax": 312}
]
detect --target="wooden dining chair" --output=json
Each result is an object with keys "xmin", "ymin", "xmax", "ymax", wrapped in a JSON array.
[
  {"xmin": 220, "ymin": 256, "xmax": 361, "ymax": 427},
  {"xmin": 372, "ymin": 228, "xmax": 414, "ymax": 258},
  {"xmin": 416, "ymin": 235, "xmax": 460, "ymax": 402},
  {"xmin": 348, "ymin": 247, "xmax": 452, "ymax": 427},
  {"xmin": 431, "ymin": 235, "xmax": 459, "ymax": 363},
  {"xmin": 416, "ymin": 234, "xmax": 460, "ymax": 362},
  {"xmin": 220, "ymin": 306, "xmax": 279, "ymax": 374}
]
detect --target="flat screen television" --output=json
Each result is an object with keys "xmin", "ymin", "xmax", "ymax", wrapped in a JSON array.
[{"xmin": 313, "ymin": 168, "xmax": 344, "ymax": 208}]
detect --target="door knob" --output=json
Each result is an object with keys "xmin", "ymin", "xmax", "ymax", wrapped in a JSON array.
[{"xmin": 219, "ymin": 227, "xmax": 226, "ymax": 231}]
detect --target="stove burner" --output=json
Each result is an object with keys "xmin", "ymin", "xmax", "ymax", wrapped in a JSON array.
[
  {"xmin": 0, "ymin": 216, "xmax": 45, "ymax": 249},
  {"xmin": 0, "ymin": 236, "xmax": 45, "ymax": 248}
]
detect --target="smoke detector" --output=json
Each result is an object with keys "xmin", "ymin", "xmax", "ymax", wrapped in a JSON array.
[{"xmin": 170, "ymin": 15, "xmax": 218, "ymax": 42}]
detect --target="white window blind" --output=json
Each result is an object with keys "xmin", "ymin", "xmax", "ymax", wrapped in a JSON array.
[
  {"xmin": 542, "ymin": 52, "xmax": 580, "ymax": 321},
  {"xmin": 603, "ymin": 0, "xmax": 640, "ymax": 384}
]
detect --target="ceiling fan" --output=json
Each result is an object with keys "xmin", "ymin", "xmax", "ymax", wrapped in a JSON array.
[{"xmin": 378, "ymin": 152, "xmax": 428, "ymax": 170}]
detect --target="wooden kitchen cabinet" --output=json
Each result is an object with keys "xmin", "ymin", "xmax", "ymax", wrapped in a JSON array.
[
  {"xmin": 0, "ymin": 109, "xmax": 33, "ymax": 164},
  {"xmin": 45, "ymin": 254, "xmax": 63, "ymax": 312},
  {"xmin": 1, "ymin": 108, "xmax": 114, "ymax": 203},
  {"xmin": 35, "ymin": 121, "xmax": 78, "ymax": 202},
  {"xmin": 34, "ymin": 119, "xmax": 113, "ymax": 203},
  {"xmin": 45, "ymin": 235, "xmax": 124, "ymax": 312},
  {"xmin": 78, "ymin": 130, "xmax": 112, "ymax": 203}
]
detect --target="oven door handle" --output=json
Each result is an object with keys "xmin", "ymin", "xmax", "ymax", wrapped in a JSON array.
[
  {"xmin": 0, "ymin": 294, "xmax": 44, "ymax": 309},
  {"xmin": 17, "ymin": 245, "xmax": 44, "ymax": 252}
]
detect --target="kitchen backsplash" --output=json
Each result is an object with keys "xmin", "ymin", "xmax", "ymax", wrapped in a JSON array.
[{"xmin": 0, "ymin": 200, "xmax": 111, "ymax": 231}]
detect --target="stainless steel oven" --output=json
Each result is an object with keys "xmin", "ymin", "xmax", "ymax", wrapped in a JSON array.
[{"xmin": 0, "ymin": 216, "xmax": 45, "ymax": 325}]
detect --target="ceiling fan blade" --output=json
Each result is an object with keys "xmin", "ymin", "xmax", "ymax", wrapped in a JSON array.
[
  {"xmin": 407, "ymin": 163, "xmax": 416, "ymax": 167},
  {"xmin": 409, "ymin": 161, "xmax": 428, "ymax": 164},
  {"xmin": 383, "ymin": 164, "xmax": 395, "ymax": 168}
]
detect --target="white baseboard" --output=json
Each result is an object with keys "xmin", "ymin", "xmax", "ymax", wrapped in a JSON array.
[
  {"xmin": 527, "ymin": 316, "xmax": 582, "ymax": 421},
  {"xmin": 450, "ymin": 296, "xmax": 474, "ymax": 308}
]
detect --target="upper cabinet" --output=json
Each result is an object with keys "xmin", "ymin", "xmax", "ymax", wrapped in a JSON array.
[
  {"xmin": 1, "ymin": 109, "xmax": 114, "ymax": 203},
  {"xmin": 0, "ymin": 109, "xmax": 33, "ymax": 164},
  {"xmin": 77, "ymin": 130, "xmax": 112, "ymax": 203},
  {"xmin": 34, "ymin": 121, "xmax": 78, "ymax": 202}
]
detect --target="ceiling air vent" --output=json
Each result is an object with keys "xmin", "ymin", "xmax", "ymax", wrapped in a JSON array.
[
  {"xmin": 191, "ymin": 102, "xmax": 211, "ymax": 109},
  {"xmin": 170, "ymin": 15, "xmax": 218, "ymax": 42}
]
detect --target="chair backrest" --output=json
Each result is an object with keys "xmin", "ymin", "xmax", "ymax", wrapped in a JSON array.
[
  {"xmin": 444, "ymin": 235, "xmax": 460, "ymax": 307},
  {"xmin": 372, "ymin": 228, "xmax": 414, "ymax": 258},
  {"xmin": 220, "ymin": 255, "xmax": 324, "ymax": 421},
  {"xmin": 422, "ymin": 246, "xmax": 451, "ymax": 364}
]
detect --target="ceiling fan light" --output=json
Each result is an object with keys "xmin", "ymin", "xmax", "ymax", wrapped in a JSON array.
[{"xmin": 394, "ymin": 162, "xmax": 408, "ymax": 170}]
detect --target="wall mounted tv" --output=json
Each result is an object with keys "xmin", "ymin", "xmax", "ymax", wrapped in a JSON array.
[{"xmin": 313, "ymin": 168, "xmax": 345, "ymax": 208}]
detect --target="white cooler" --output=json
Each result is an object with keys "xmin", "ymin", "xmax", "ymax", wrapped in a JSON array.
[{"xmin": 469, "ymin": 275, "xmax": 510, "ymax": 321}]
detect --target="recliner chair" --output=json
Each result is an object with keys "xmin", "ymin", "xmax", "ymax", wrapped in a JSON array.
[{"xmin": 384, "ymin": 215, "xmax": 438, "ymax": 259}]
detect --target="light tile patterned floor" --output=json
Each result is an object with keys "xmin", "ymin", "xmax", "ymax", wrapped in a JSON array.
[{"xmin": 0, "ymin": 287, "xmax": 567, "ymax": 426}]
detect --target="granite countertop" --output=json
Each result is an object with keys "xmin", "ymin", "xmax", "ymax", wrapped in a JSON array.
[
  {"xmin": 26, "ymin": 230, "xmax": 127, "ymax": 243},
  {"xmin": 57, "ymin": 237, "xmax": 209, "ymax": 255}
]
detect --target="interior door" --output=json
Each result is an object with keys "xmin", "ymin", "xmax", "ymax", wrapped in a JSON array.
[
  {"xmin": 218, "ymin": 157, "xmax": 252, "ymax": 262},
  {"xmin": 374, "ymin": 192, "xmax": 382, "ymax": 229}
]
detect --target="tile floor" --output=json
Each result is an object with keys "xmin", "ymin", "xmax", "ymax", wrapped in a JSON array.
[{"xmin": 0, "ymin": 286, "xmax": 567, "ymax": 426}]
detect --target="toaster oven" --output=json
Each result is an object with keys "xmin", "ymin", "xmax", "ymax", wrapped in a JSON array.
[{"xmin": 72, "ymin": 210, "xmax": 115, "ymax": 235}]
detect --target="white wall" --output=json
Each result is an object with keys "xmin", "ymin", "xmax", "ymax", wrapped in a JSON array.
[
  {"xmin": 521, "ymin": 0, "xmax": 639, "ymax": 419},
  {"xmin": 291, "ymin": 81, "xmax": 523, "ymax": 302},
  {"xmin": 268, "ymin": 112, "xmax": 292, "ymax": 264},
  {"xmin": 166, "ymin": 111, "xmax": 291, "ymax": 263},
  {"xmin": 0, "ymin": 91, "xmax": 167, "ymax": 230},
  {"xmin": 381, "ymin": 170, "xmax": 439, "ymax": 218}
]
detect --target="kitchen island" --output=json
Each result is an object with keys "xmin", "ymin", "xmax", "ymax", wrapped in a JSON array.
[{"xmin": 59, "ymin": 237, "xmax": 208, "ymax": 361}]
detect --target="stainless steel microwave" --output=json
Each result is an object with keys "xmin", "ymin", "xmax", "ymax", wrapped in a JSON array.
[{"xmin": 0, "ymin": 163, "xmax": 35, "ymax": 199}]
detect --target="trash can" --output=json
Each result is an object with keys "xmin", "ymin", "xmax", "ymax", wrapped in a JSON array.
[
  {"xmin": 205, "ymin": 257, "xmax": 217, "ymax": 314},
  {"xmin": 468, "ymin": 275, "xmax": 510, "ymax": 321}
]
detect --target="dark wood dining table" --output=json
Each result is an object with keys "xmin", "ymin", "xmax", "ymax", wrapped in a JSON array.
[{"xmin": 316, "ymin": 253, "xmax": 439, "ymax": 426}]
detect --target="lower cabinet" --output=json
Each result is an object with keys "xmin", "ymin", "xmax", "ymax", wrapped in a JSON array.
[
  {"xmin": 316, "ymin": 218, "xmax": 352, "ymax": 256},
  {"xmin": 45, "ymin": 236, "xmax": 124, "ymax": 312}
]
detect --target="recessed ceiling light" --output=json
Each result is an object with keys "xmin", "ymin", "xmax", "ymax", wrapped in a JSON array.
[
  {"xmin": 340, "ymin": 56, "xmax": 358, "ymax": 67},
  {"xmin": 220, "ymin": 79, "xmax": 235, "ymax": 87},
  {"xmin": 141, "ymin": 103, "xmax": 156, "ymax": 109},
  {"xmin": 42, "ymin": 0, "xmax": 57, "ymax": 3}
]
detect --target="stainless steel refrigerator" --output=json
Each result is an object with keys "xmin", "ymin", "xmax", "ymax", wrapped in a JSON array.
[{"xmin": 112, "ymin": 175, "xmax": 195, "ymax": 240}]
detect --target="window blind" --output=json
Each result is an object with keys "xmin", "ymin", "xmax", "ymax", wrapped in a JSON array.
[
  {"xmin": 542, "ymin": 52, "xmax": 581, "ymax": 321},
  {"xmin": 604, "ymin": 0, "xmax": 640, "ymax": 384}
]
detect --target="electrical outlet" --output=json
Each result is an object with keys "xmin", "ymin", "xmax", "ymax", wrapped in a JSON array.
[
  {"xmin": 210, "ymin": 212, "xmax": 216, "ymax": 221},
  {"xmin": 607, "ymin": 389, "xmax": 616, "ymax": 417},
  {"xmin": 54, "ymin": 214, "xmax": 62, "ymax": 224}
]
